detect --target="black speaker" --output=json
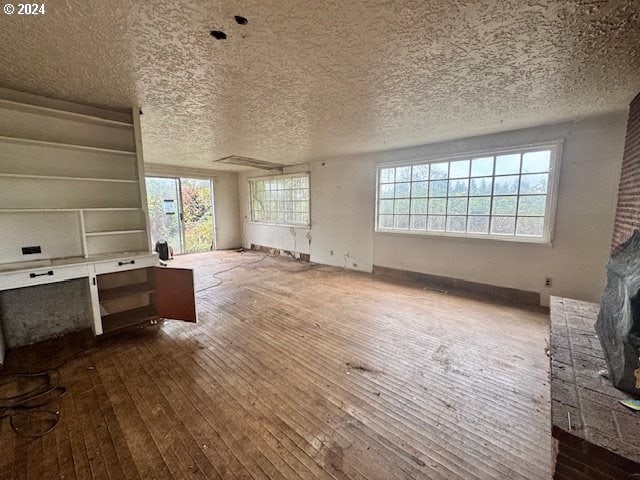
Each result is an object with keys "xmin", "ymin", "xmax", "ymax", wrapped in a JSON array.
[{"xmin": 155, "ymin": 240, "xmax": 169, "ymax": 261}]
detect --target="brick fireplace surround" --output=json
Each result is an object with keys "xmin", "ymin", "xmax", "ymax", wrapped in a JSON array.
[{"xmin": 550, "ymin": 93, "xmax": 640, "ymax": 479}]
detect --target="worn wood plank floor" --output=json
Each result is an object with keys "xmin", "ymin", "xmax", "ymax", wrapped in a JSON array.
[{"xmin": 0, "ymin": 251, "xmax": 552, "ymax": 479}]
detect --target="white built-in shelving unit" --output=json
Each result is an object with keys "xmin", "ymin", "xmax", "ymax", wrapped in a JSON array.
[
  {"xmin": 0, "ymin": 89, "xmax": 196, "ymax": 353},
  {"xmin": 0, "ymin": 90, "xmax": 151, "ymax": 262}
]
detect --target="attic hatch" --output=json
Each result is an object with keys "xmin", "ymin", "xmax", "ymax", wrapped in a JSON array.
[{"xmin": 213, "ymin": 155, "xmax": 288, "ymax": 170}]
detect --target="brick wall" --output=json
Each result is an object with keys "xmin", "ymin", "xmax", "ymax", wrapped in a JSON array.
[{"xmin": 612, "ymin": 92, "xmax": 640, "ymax": 250}]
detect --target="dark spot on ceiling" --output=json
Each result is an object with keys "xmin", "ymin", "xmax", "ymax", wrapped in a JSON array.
[
  {"xmin": 234, "ymin": 16, "xmax": 248, "ymax": 25},
  {"xmin": 210, "ymin": 30, "xmax": 227, "ymax": 40}
]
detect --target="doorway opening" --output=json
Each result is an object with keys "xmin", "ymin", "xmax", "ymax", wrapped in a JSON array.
[{"xmin": 145, "ymin": 176, "xmax": 215, "ymax": 255}]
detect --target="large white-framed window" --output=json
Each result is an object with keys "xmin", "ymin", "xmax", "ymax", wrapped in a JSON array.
[
  {"xmin": 250, "ymin": 174, "xmax": 310, "ymax": 226},
  {"xmin": 375, "ymin": 142, "xmax": 561, "ymax": 243}
]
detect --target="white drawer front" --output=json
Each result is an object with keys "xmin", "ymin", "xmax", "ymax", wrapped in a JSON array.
[
  {"xmin": 0, "ymin": 264, "xmax": 90, "ymax": 290},
  {"xmin": 93, "ymin": 254, "xmax": 157, "ymax": 275}
]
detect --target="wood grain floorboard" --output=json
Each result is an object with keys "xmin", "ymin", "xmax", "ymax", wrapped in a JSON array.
[{"xmin": 0, "ymin": 251, "xmax": 552, "ymax": 479}]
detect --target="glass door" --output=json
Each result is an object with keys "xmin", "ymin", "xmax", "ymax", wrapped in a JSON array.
[
  {"xmin": 146, "ymin": 176, "xmax": 184, "ymax": 254},
  {"xmin": 145, "ymin": 176, "xmax": 215, "ymax": 255},
  {"xmin": 180, "ymin": 178, "xmax": 214, "ymax": 253}
]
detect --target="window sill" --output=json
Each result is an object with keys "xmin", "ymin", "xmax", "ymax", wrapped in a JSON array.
[{"xmin": 374, "ymin": 228, "xmax": 552, "ymax": 246}]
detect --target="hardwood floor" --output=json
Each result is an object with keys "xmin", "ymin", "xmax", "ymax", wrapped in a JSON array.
[{"xmin": 0, "ymin": 251, "xmax": 553, "ymax": 479}]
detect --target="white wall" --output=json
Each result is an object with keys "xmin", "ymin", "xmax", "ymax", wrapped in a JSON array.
[
  {"xmin": 303, "ymin": 112, "xmax": 627, "ymax": 306},
  {"xmin": 144, "ymin": 164, "xmax": 242, "ymax": 250},
  {"xmin": 238, "ymin": 165, "xmax": 311, "ymax": 257}
]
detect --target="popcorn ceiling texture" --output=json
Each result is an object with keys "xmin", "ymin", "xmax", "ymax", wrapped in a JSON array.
[{"xmin": 0, "ymin": 0, "xmax": 639, "ymax": 170}]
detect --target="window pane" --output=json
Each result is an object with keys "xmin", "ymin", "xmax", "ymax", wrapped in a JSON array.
[
  {"xmin": 448, "ymin": 179, "xmax": 469, "ymax": 197},
  {"xmin": 379, "ymin": 214, "xmax": 394, "ymax": 229},
  {"xmin": 427, "ymin": 215, "xmax": 445, "ymax": 231},
  {"xmin": 494, "ymin": 175, "xmax": 519, "ymax": 195},
  {"xmin": 411, "ymin": 198, "xmax": 428, "ymax": 214},
  {"xmin": 522, "ymin": 151, "xmax": 550, "ymax": 173},
  {"xmin": 396, "ymin": 166, "xmax": 412, "ymax": 182},
  {"xmin": 300, "ymin": 176, "xmax": 309, "ymax": 188},
  {"xmin": 449, "ymin": 160, "xmax": 470, "ymax": 178},
  {"xmin": 250, "ymin": 176, "xmax": 309, "ymax": 225},
  {"xmin": 412, "ymin": 181, "xmax": 429, "ymax": 197},
  {"xmin": 492, "ymin": 196, "xmax": 517, "ymax": 215},
  {"xmin": 379, "ymin": 199, "xmax": 394, "ymax": 214},
  {"xmin": 520, "ymin": 173, "xmax": 549, "ymax": 194},
  {"xmin": 516, "ymin": 217, "xmax": 544, "ymax": 236},
  {"xmin": 395, "ymin": 182, "xmax": 410, "ymax": 198},
  {"xmin": 447, "ymin": 198, "xmax": 467, "ymax": 215},
  {"xmin": 428, "ymin": 198, "xmax": 446, "ymax": 214},
  {"xmin": 394, "ymin": 199, "xmax": 410, "ymax": 214},
  {"xmin": 376, "ymin": 147, "xmax": 554, "ymax": 241},
  {"xmin": 495, "ymin": 154, "xmax": 520, "ymax": 175},
  {"xmin": 447, "ymin": 216, "xmax": 466, "ymax": 232},
  {"xmin": 467, "ymin": 216, "xmax": 490, "ymax": 234},
  {"xmin": 394, "ymin": 215, "xmax": 409, "ymax": 229},
  {"xmin": 430, "ymin": 163, "xmax": 448, "ymax": 179},
  {"xmin": 518, "ymin": 195, "xmax": 546, "ymax": 216},
  {"xmin": 380, "ymin": 184, "xmax": 394, "ymax": 198},
  {"xmin": 490, "ymin": 216, "xmax": 516, "ymax": 235},
  {"xmin": 471, "ymin": 157, "xmax": 493, "ymax": 177},
  {"xmin": 429, "ymin": 180, "xmax": 448, "ymax": 197},
  {"xmin": 469, "ymin": 177, "xmax": 492, "ymax": 196},
  {"xmin": 468, "ymin": 197, "xmax": 491, "ymax": 215},
  {"xmin": 412, "ymin": 164, "xmax": 429, "ymax": 181},
  {"xmin": 380, "ymin": 168, "xmax": 394, "ymax": 183},
  {"xmin": 410, "ymin": 215, "xmax": 427, "ymax": 231}
]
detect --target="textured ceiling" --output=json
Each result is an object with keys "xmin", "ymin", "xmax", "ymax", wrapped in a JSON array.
[{"xmin": 1, "ymin": 0, "xmax": 639, "ymax": 171}]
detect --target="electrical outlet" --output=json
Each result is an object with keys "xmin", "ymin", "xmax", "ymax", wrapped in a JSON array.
[{"xmin": 545, "ymin": 277, "xmax": 553, "ymax": 288}]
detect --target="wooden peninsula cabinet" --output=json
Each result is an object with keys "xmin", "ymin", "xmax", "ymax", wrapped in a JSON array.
[{"xmin": 96, "ymin": 263, "xmax": 196, "ymax": 336}]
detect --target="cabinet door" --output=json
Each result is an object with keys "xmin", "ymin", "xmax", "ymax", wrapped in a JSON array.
[{"xmin": 154, "ymin": 267, "xmax": 196, "ymax": 322}]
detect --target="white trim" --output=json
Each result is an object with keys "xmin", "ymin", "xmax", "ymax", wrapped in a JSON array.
[
  {"xmin": 374, "ymin": 141, "xmax": 562, "ymax": 245},
  {"xmin": 247, "ymin": 221, "xmax": 311, "ymax": 228},
  {"xmin": 375, "ymin": 140, "xmax": 564, "ymax": 169},
  {"xmin": 85, "ymin": 230, "xmax": 147, "ymax": 237},
  {"xmin": 247, "ymin": 171, "xmax": 311, "ymax": 182}
]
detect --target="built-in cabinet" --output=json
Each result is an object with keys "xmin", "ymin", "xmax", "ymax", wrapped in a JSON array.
[
  {"xmin": 0, "ymin": 89, "xmax": 196, "ymax": 352},
  {"xmin": 96, "ymin": 264, "xmax": 196, "ymax": 336},
  {"xmin": 0, "ymin": 97, "xmax": 148, "ymax": 264}
]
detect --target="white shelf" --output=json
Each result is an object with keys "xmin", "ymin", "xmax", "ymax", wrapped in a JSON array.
[
  {"xmin": 85, "ymin": 230, "xmax": 146, "ymax": 237},
  {"xmin": 0, "ymin": 173, "xmax": 138, "ymax": 184},
  {"xmin": 0, "ymin": 135, "xmax": 136, "ymax": 156},
  {"xmin": 0, "ymin": 99, "xmax": 133, "ymax": 128},
  {"xmin": 0, "ymin": 207, "xmax": 142, "ymax": 213}
]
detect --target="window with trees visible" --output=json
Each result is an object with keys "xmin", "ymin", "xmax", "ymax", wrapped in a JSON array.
[
  {"xmin": 250, "ymin": 175, "xmax": 310, "ymax": 226},
  {"xmin": 376, "ymin": 144, "xmax": 560, "ymax": 242}
]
